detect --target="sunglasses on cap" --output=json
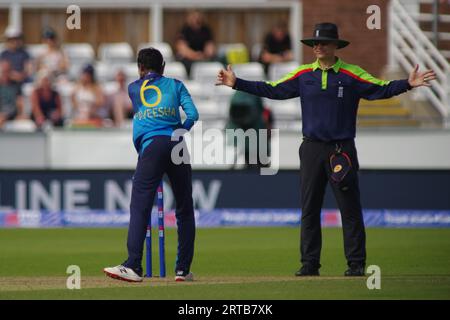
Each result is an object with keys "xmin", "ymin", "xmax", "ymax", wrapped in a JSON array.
[{"xmin": 313, "ymin": 40, "xmax": 333, "ymax": 46}]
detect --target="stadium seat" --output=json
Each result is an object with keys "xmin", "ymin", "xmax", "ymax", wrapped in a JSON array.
[
  {"xmin": 217, "ymin": 44, "xmax": 234, "ymax": 60},
  {"xmin": 63, "ymin": 43, "xmax": 96, "ymax": 81},
  {"xmin": 95, "ymin": 61, "xmax": 186, "ymax": 84},
  {"xmin": 138, "ymin": 42, "xmax": 174, "ymax": 62},
  {"xmin": 191, "ymin": 61, "xmax": 223, "ymax": 84},
  {"xmin": 67, "ymin": 64, "xmax": 86, "ymax": 81},
  {"xmin": 213, "ymin": 85, "xmax": 234, "ymax": 118},
  {"xmin": 184, "ymin": 80, "xmax": 210, "ymax": 108},
  {"xmin": 101, "ymin": 81, "xmax": 120, "ymax": 97},
  {"xmin": 62, "ymin": 43, "xmax": 95, "ymax": 64},
  {"xmin": 98, "ymin": 42, "xmax": 134, "ymax": 64},
  {"xmin": 95, "ymin": 62, "xmax": 138, "ymax": 84},
  {"xmin": 164, "ymin": 62, "xmax": 188, "ymax": 81},
  {"xmin": 217, "ymin": 43, "xmax": 249, "ymax": 64},
  {"xmin": 263, "ymin": 98, "xmax": 301, "ymax": 120},
  {"xmin": 184, "ymin": 80, "xmax": 204, "ymax": 97},
  {"xmin": 120, "ymin": 63, "xmax": 139, "ymax": 84},
  {"xmin": 194, "ymin": 99, "xmax": 221, "ymax": 119},
  {"xmin": 95, "ymin": 62, "xmax": 118, "ymax": 83},
  {"xmin": 251, "ymin": 43, "xmax": 262, "ymax": 61},
  {"xmin": 54, "ymin": 82, "xmax": 75, "ymax": 118},
  {"xmin": 3, "ymin": 119, "xmax": 36, "ymax": 132},
  {"xmin": 183, "ymin": 79, "xmax": 222, "ymax": 119},
  {"xmin": 268, "ymin": 61, "xmax": 299, "ymax": 81},
  {"xmin": 21, "ymin": 82, "xmax": 34, "ymax": 116},
  {"xmin": 188, "ymin": 62, "xmax": 233, "ymax": 118},
  {"xmin": 232, "ymin": 62, "xmax": 265, "ymax": 81},
  {"xmin": 26, "ymin": 44, "xmax": 46, "ymax": 59}
]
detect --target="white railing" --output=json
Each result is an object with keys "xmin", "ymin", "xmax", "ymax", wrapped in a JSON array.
[
  {"xmin": 411, "ymin": 11, "xmax": 450, "ymax": 59},
  {"xmin": 389, "ymin": 0, "xmax": 450, "ymax": 125}
]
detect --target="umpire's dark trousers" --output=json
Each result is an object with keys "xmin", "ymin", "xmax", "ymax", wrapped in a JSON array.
[
  {"xmin": 299, "ymin": 138, "xmax": 366, "ymax": 269},
  {"xmin": 124, "ymin": 136, "xmax": 195, "ymax": 273}
]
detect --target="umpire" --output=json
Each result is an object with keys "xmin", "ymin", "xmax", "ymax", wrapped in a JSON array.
[{"xmin": 216, "ymin": 22, "xmax": 436, "ymax": 276}]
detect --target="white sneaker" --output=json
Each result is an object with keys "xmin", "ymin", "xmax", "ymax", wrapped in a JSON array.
[
  {"xmin": 103, "ymin": 265, "xmax": 143, "ymax": 282},
  {"xmin": 175, "ymin": 271, "xmax": 194, "ymax": 282}
]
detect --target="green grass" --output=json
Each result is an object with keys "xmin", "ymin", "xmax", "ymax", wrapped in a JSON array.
[{"xmin": 0, "ymin": 227, "xmax": 449, "ymax": 299}]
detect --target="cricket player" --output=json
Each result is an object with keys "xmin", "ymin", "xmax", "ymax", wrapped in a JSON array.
[
  {"xmin": 104, "ymin": 47, "xmax": 199, "ymax": 282},
  {"xmin": 216, "ymin": 23, "xmax": 436, "ymax": 276}
]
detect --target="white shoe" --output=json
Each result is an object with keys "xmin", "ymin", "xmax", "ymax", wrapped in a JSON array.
[
  {"xmin": 175, "ymin": 271, "xmax": 194, "ymax": 282},
  {"xmin": 103, "ymin": 265, "xmax": 143, "ymax": 282}
]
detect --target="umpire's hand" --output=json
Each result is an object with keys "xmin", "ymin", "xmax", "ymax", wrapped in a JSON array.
[
  {"xmin": 216, "ymin": 64, "xmax": 236, "ymax": 87},
  {"xmin": 408, "ymin": 64, "xmax": 436, "ymax": 88}
]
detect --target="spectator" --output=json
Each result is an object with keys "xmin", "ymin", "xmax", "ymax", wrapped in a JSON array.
[
  {"xmin": 35, "ymin": 27, "xmax": 69, "ymax": 80},
  {"xmin": 226, "ymin": 91, "xmax": 273, "ymax": 168},
  {"xmin": 260, "ymin": 22, "xmax": 293, "ymax": 73},
  {"xmin": 175, "ymin": 10, "xmax": 216, "ymax": 76},
  {"xmin": 71, "ymin": 64, "xmax": 105, "ymax": 125},
  {"xmin": 0, "ymin": 60, "xmax": 25, "ymax": 128},
  {"xmin": 111, "ymin": 70, "xmax": 133, "ymax": 127},
  {"xmin": 0, "ymin": 26, "xmax": 33, "ymax": 84},
  {"xmin": 31, "ymin": 70, "xmax": 63, "ymax": 128}
]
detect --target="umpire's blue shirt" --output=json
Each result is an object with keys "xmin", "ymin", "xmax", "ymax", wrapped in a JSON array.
[
  {"xmin": 233, "ymin": 58, "xmax": 413, "ymax": 142},
  {"xmin": 128, "ymin": 72, "xmax": 199, "ymax": 153}
]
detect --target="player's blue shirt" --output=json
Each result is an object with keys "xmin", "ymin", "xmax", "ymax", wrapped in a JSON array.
[{"xmin": 128, "ymin": 72, "xmax": 199, "ymax": 154}]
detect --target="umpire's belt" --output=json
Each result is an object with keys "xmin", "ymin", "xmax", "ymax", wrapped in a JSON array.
[{"xmin": 302, "ymin": 136, "xmax": 354, "ymax": 145}]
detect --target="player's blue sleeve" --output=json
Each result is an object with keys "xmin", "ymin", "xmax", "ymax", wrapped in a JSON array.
[
  {"xmin": 128, "ymin": 83, "xmax": 137, "ymax": 113},
  {"xmin": 178, "ymin": 81, "xmax": 199, "ymax": 130},
  {"xmin": 128, "ymin": 83, "xmax": 140, "ymax": 152}
]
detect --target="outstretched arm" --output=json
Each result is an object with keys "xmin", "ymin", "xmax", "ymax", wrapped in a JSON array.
[
  {"xmin": 355, "ymin": 64, "xmax": 436, "ymax": 100},
  {"xmin": 216, "ymin": 64, "xmax": 300, "ymax": 100}
]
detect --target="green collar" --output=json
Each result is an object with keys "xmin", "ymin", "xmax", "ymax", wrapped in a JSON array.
[{"xmin": 312, "ymin": 58, "xmax": 342, "ymax": 73}]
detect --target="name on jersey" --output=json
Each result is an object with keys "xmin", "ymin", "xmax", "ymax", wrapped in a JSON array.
[{"xmin": 134, "ymin": 107, "xmax": 177, "ymax": 120}]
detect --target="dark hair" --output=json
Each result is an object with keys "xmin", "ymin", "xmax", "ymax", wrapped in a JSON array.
[
  {"xmin": 82, "ymin": 64, "xmax": 96, "ymax": 82},
  {"xmin": 137, "ymin": 47, "xmax": 165, "ymax": 74},
  {"xmin": 42, "ymin": 27, "xmax": 57, "ymax": 40}
]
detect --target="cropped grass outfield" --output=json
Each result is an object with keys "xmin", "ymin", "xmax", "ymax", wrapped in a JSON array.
[{"xmin": 0, "ymin": 228, "xmax": 449, "ymax": 299}]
